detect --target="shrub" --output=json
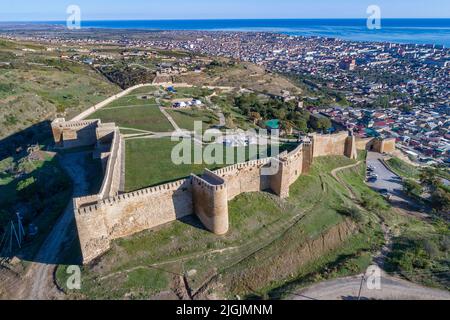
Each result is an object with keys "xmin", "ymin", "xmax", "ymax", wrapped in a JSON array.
[
  {"xmin": 403, "ymin": 179, "xmax": 423, "ymax": 198},
  {"xmin": 431, "ymin": 188, "xmax": 450, "ymax": 213},
  {"xmin": 16, "ymin": 177, "xmax": 37, "ymax": 200},
  {"xmin": 361, "ymin": 194, "xmax": 389, "ymax": 212},
  {"xmin": 339, "ymin": 205, "xmax": 365, "ymax": 223}
]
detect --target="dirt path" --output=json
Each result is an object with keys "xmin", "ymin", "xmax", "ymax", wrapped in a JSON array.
[
  {"xmin": 10, "ymin": 152, "xmax": 90, "ymax": 300},
  {"xmin": 331, "ymin": 161, "xmax": 362, "ymax": 200}
]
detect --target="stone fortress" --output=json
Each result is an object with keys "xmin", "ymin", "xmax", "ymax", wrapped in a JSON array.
[{"xmin": 51, "ymin": 118, "xmax": 395, "ymax": 264}]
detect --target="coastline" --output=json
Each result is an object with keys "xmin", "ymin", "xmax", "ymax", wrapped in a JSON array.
[{"xmin": 0, "ymin": 18, "xmax": 449, "ymax": 46}]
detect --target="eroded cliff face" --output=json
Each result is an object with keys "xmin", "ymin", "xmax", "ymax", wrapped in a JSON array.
[{"xmin": 195, "ymin": 219, "xmax": 358, "ymax": 299}]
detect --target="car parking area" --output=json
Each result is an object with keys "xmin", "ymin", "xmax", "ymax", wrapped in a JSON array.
[{"xmin": 366, "ymin": 152, "xmax": 404, "ymax": 201}]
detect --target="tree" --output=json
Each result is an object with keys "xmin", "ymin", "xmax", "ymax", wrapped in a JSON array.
[
  {"xmin": 431, "ymin": 188, "xmax": 450, "ymax": 213},
  {"xmin": 295, "ymin": 118, "xmax": 308, "ymax": 133},
  {"xmin": 280, "ymin": 121, "xmax": 293, "ymax": 136},
  {"xmin": 249, "ymin": 112, "xmax": 262, "ymax": 124},
  {"xmin": 419, "ymin": 167, "xmax": 440, "ymax": 191},
  {"xmin": 310, "ymin": 116, "xmax": 332, "ymax": 132}
]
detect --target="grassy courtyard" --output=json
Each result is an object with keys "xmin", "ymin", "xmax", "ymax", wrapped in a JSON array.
[
  {"xmin": 124, "ymin": 138, "xmax": 287, "ymax": 191},
  {"xmin": 88, "ymin": 105, "xmax": 174, "ymax": 132},
  {"xmin": 102, "ymin": 95, "xmax": 158, "ymax": 109},
  {"xmin": 167, "ymin": 86, "xmax": 214, "ymax": 99},
  {"xmin": 165, "ymin": 108, "xmax": 219, "ymax": 131}
]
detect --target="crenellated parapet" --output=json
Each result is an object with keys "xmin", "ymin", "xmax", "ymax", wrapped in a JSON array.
[{"xmin": 51, "ymin": 118, "xmax": 100, "ymax": 149}]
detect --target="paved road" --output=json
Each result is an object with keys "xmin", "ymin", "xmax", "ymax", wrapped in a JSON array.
[
  {"xmin": 291, "ymin": 273, "xmax": 450, "ymax": 300},
  {"xmin": 366, "ymin": 152, "xmax": 403, "ymax": 195},
  {"xmin": 366, "ymin": 152, "xmax": 428, "ymax": 217}
]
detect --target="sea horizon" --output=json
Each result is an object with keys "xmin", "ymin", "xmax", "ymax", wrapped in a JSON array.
[{"xmin": 2, "ymin": 18, "xmax": 450, "ymax": 47}]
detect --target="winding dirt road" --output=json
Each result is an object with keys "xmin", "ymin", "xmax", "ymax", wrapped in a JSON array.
[{"xmin": 11, "ymin": 152, "xmax": 90, "ymax": 300}]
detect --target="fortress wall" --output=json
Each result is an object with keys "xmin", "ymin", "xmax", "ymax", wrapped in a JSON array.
[
  {"xmin": 192, "ymin": 171, "xmax": 229, "ymax": 235},
  {"xmin": 97, "ymin": 129, "xmax": 123, "ymax": 199},
  {"xmin": 355, "ymin": 137, "xmax": 396, "ymax": 154},
  {"xmin": 377, "ymin": 138, "xmax": 396, "ymax": 154},
  {"xmin": 55, "ymin": 108, "xmax": 396, "ymax": 264},
  {"xmin": 311, "ymin": 132, "xmax": 349, "ymax": 158},
  {"xmin": 344, "ymin": 135, "xmax": 358, "ymax": 160},
  {"xmin": 213, "ymin": 158, "xmax": 271, "ymax": 201},
  {"xmin": 355, "ymin": 137, "xmax": 374, "ymax": 150},
  {"xmin": 74, "ymin": 195, "xmax": 101, "ymax": 209},
  {"xmin": 286, "ymin": 144, "xmax": 305, "ymax": 184},
  {"xmin": 96, "ymin": 123, "xmax": 117, "ymax": 143},
  {"xmin": 101, "ymin": 179, "xmax": 193, "ymax": 239},
  {"xmin": 269, "ymin": 158, "xmax": 290, "ymax": 198},
  {"xmin": 75, "ymin": 203, "xmax": 111, "ymax": 264},
  {"xmin": 75, "ymin": 179, "xmax": 193, "ymax": 263},
  {"xmin": 51, "ymin": 118, "xmax": 100, "ymax": 149},
  {"xmin": 302, "ymin": 141, "xmax": 314, "ymax": 173}
]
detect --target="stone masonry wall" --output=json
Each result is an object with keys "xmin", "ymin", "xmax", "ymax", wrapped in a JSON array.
[
  {"xmin": 213, "ymin": 158, "xmax": 272, "ymax": 200},
  {"xmin": 76, "ymin": 179, "xmax": 194, "ymax": 262},
  {"xmin": 311, "ymin": 131, "xmax": 349, "ymax": 158},
  {"xmin": 51, "ymin": 118, "xmax": 99, "ymax": 149},
  {"xmin": 192, "ymin": 170, "xmax": 229, "ymax": 235},
  {"xmin": 97, "ymin": 129, "xmax": 123, "ymax": 199}
]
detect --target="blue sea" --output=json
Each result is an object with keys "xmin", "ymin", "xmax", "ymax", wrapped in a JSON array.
[{"xmin": 25, "ymin": 19, "xmax": 450, "ymax": 47}]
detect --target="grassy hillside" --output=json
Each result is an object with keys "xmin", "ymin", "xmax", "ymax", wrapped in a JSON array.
[
  {"xmin": 0, "ymin": 151, "xmax": 73, "ymax": 260},
  {"xmin": 175, "ymin": 60, "xmax": 301, "ymax": 97},
  {"xmin": 386, "ymin": 157, "xmax": 421, "ymax": 179},
  {"xmin": 0, "ymin": 39, "xmax": 120, "ymax": 139}
]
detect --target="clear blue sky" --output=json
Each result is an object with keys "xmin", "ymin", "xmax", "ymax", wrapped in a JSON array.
[{"xmin": 0, "ymin": 0, "xmax": 448, "ymax": 21}]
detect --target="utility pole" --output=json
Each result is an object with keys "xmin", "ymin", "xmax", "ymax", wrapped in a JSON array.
[
  {"xmin": 16, "ymin": 212, "xmax": 25, "ymax": 243},
  {"xmin": 358, "ymin": 274, "xmax": 366, "ymax": 300},
  {"xmin": 8, "ymin": 220, "xmax": 22, "ymax": 254}
]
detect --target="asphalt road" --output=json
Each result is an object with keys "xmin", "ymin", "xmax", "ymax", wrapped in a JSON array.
[
  {"xmin": 366, "ymin": 152, "xmax": 403, "ymax": 195},
  {"xmin": 366, "ymin": 152, "xmax": 429, "ymax": 218},
  {"xmin": 291, "ymin": 273, "xmax": 450, "ymax": 300}
]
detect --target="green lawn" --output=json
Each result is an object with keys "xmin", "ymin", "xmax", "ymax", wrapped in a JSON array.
[
  {"xmin": 124, "ymin": 138, "xmax": 284, "ymax": 191},
  {"xmin": 88, "ymin": 105, "xmax": 174, "ymax": 132},
  {"xmin": 103, "ymin": 95, "xmax": 157, "ymax": 109},
  {"xmin": 166, "ymin": 108, "xmax": 219, "ymax": 131}
]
